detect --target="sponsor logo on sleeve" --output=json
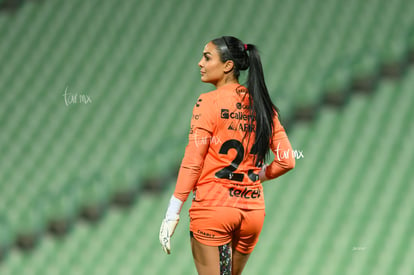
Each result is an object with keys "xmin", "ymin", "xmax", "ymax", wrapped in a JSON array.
[{"xmin": 192, "ymin": 114, "xmax": 201, "ymax": 120}]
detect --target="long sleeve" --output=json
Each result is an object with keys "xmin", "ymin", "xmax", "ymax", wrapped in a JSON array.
[
  {"xmin": 173, "ymin": 93, "xmax": 217, "ymax": 202},
  {"xmin": 173, "ymin": 129, "xmax": 210, "ymax": 202},
  {"xmin": 265, "ymin": 115, "xmax": 295, "ymax": 180}
]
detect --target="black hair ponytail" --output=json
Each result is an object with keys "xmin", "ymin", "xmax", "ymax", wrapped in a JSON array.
[
  {"xmin": 212, "ymin": 36, "xmax": 278, "ymax": 164},
  {"xmin": 245, "ymin": 43, "xmax": 278, "ymax": 164}
]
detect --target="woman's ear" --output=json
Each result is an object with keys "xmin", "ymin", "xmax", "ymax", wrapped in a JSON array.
[{"xmin": 223, "ymin": 60, "xmax": 235, "ymax": 74}]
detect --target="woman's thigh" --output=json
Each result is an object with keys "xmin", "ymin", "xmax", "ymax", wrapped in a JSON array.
[{"xmin": 191, "ymin": 236, "xmax": 221, "ymax": 275}]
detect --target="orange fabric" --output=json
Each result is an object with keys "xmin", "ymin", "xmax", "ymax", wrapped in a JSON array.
[
  {"xmin": 189, "ymin": 206, "xmax": 265, "ymax": 254},
  {"xmin": 174, "ymin": 83, "xmax": 294, "ymax": 209}
]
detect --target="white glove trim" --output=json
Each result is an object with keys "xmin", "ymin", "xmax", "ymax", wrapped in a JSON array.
[{"xmin": 166, "ymin": 195, "xmax": 183, "ymax": 220}]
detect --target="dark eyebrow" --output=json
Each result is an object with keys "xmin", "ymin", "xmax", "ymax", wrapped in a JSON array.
[{"xmin": 203, "ymin": 52, "xmax": 212, "ymax": 57}]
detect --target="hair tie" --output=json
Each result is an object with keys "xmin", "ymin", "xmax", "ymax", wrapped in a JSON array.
[{"xmin": 244, "ymin": 44, "xmax": 248, "ymax": 51}]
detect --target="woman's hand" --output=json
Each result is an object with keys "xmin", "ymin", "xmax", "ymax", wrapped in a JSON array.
[
  {"xmin": 259, "ymin": 165, "xmax": 268, "ymax": 183},
  {"xmin": 159, "ymin": 195, "xmax": 183, "ymax": 254},
  {"xmin": 159, "ymin": 216, "xmax": 179, "ymax": 254}
]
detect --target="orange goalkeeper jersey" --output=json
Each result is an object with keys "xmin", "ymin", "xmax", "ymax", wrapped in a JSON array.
[{"xmin": 174, "ymin": 83, "xmax": 294, "ymax": 210}]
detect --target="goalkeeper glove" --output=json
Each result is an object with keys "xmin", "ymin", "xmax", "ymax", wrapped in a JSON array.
[
  {"xmin": 259, "ymin": 164, "xmax": 268, "ymax": 182},
  {"xmin": 159, "ymin": 195, "xmax": 183, "ymax": 254}
]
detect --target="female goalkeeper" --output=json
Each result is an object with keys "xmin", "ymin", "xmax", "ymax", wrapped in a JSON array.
[{"xmin": 159, "ymin": 36, "xmax": 295, "ymax": 275}]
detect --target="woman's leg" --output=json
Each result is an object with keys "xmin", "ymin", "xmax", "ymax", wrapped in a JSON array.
[
  {"xmin": 191, "ymin": 236, "xmax": 220, "ymax": 275},
  {"xmin": 231, "ymin": 249, "xmax": 250, "ymax": 275}
]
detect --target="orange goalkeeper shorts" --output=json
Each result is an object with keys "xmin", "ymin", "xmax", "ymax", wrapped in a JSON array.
[{"xmin": 189, "ymin": 206, "xmax": 265, "ymax": 254}]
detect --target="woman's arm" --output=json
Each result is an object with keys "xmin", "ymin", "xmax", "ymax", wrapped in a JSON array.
[
  {"xmin": 263, "ymin": 118, "xmax": 295, "ymax": 181},
  {"xmin": 173, "ymin": 128, "xmax": 210, "ymax": 202}
]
